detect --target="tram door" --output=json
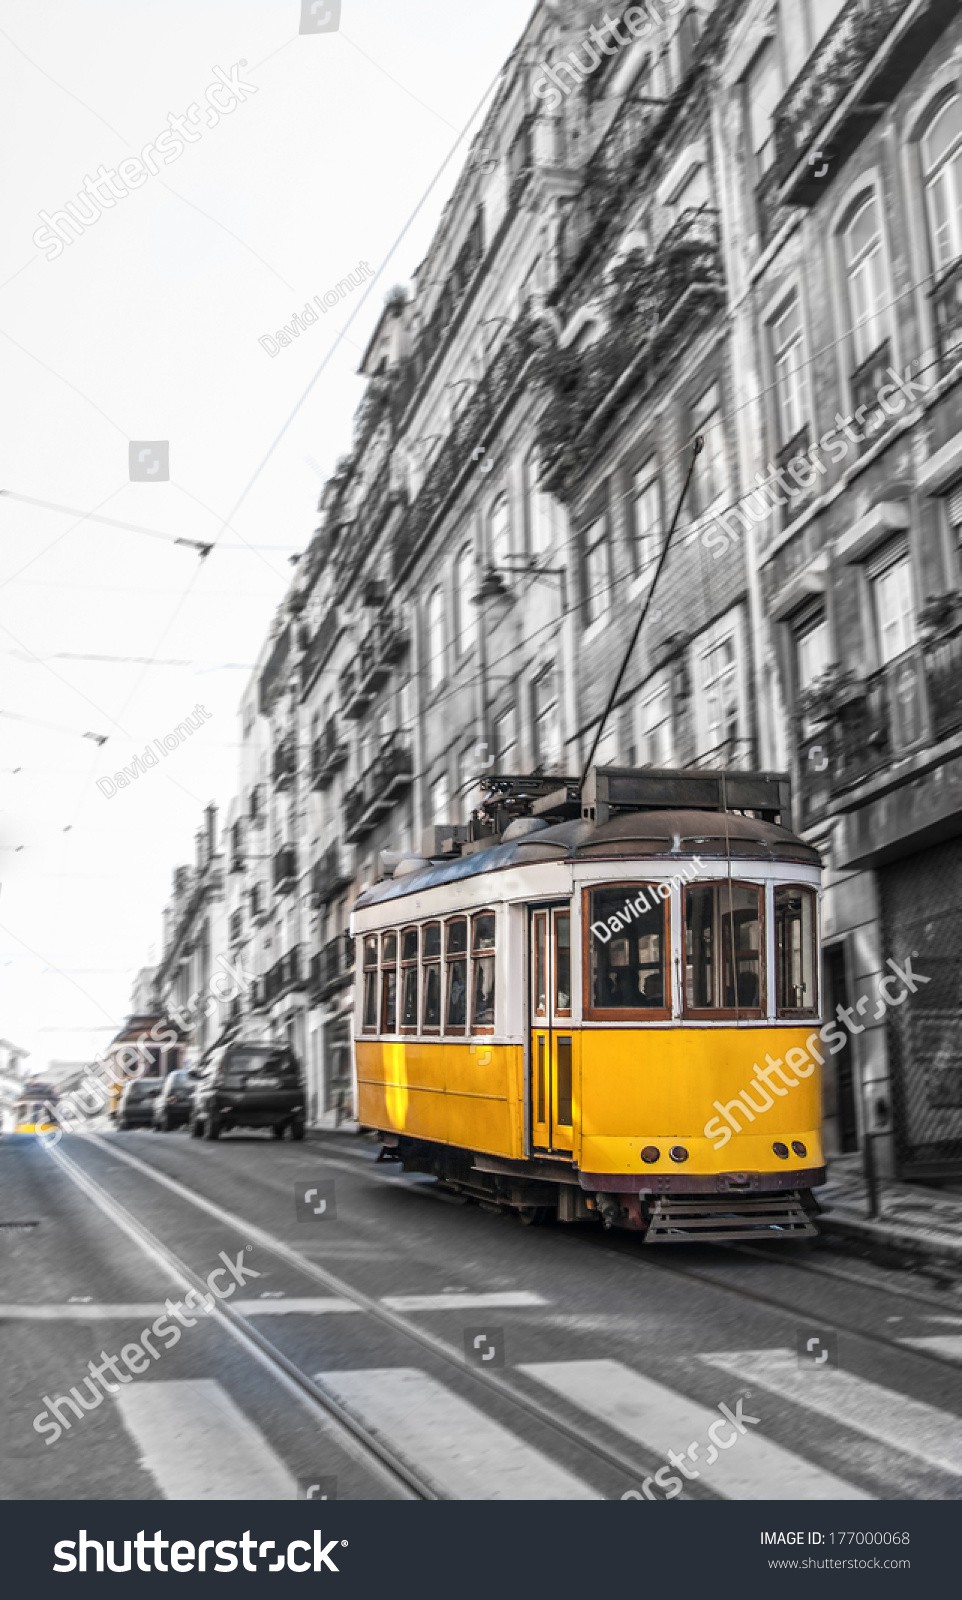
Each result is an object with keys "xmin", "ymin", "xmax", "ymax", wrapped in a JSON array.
[{"xmin": 529, "ymin": 906, "xmax": 573, "ymax": 1155}]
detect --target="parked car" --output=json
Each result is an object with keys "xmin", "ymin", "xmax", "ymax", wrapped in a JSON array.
[
  {"xmin": 190, "ymin": 1044, "xmax": 306, "ymax": 1141},
  {"xmin": 116, "ymin": 1078, "xmax": 163, "ymax": 1130},
  {"xmin": 152, "ymin": 1068, "xmax": 198, "ymax": 1132}
]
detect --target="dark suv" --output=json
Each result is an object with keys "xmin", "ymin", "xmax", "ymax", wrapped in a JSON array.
[
  {"xmin": 190, "ymin": 1044, "xmax": 306, "ymax": 1141},
  {"xmin": 152, "ymin": 1068, "xmax": 197, "ymax": 1132},
  {"xmin": 117, "ymin": 1077, "xmax": 163, "ymax": 1129}
]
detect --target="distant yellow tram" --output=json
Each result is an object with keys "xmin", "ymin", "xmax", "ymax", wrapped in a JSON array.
[{"xmin": 351, "ymin": 768, "xmax": 825, "ymax": 1243}]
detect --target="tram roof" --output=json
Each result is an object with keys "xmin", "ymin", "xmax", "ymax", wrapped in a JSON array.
[{"xmin": 354, "ymin": 809, "xmax": 821, "ymax": 910}]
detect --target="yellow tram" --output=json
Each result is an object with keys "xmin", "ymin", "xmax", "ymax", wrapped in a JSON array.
[{"xmin": 352, "ymin": 767, "xmax": 825, "ymax": 1242}]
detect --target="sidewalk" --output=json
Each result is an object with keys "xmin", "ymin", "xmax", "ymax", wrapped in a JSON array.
[{"xmin": 817, "ymin": 1154, "xmax": 962, "ymax": 1270}]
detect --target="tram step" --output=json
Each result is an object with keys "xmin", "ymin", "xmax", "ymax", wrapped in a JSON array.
[{"xmin": 643, "ymin": 1192, "xmax": 817, "ymax": 1244}]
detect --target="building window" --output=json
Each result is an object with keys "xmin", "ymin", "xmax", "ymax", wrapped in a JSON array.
[
  {"xmin": 796, "ymin": 615, "xmax": 831, "ymax": 693},
  {"xmin": 470, "ymin": 911, "xmax": 496, "ymax": 1032},
  {"xmin": 454, "ymin": 545, "xmax": 477, "ymax": 657},
  {"xmin": 427, "ymin": 587, "xmax": 445, "ymax": 691},
  {"xmin": 533, "ymin": 667, "xmax": 562, "ymax": 770},
  {"xmin": 746, "ymin": 42, "xmax": 780, "ymax": 178},
  {"xmin": 693, "ymin": 613, "xmax": 745, "ymax": 762},
  {"xmin": 421, "ymin": 921, "xmax": 442, "ymax": 1032},
  {"xmin": 526, "ymin": 452, "xmax": 555, "ymax": 556},
  {"xmin": 922, "ymin": 95, "xmax": 962, "ymax": 274},
  {"xmin": 691, "ymin": 383, "xmax": 728, "ymax": 518},
  {"xmin": 842, "ymin": 194, "xmax": 889, "ymax": 370},
  {"xmin": 670, "ymin": 162, "xmax": 711, "ymax": 226},
  {"xmin": 585, "ymin": 884, "xmax": 669, "ymax": 1018},
  {"xmin": 872, "ymin": 552, "xmax": 916, "ymax": 665},
  {"xmin": 583, "ymin": 513, "xmax": 611, "ymax": 626},
  {"xmin": 782, "ymin": 0, "xmax": 846, "ymax": 80},
  {"xmin": 400, "ymin": 926, "xmax": 419, "ymax": 1033},
  {"xmin": 430, "ymin": 771, "xmax": 449, "ymax": 825},
  {"xmin": 771, "ymin": 297, "xmax": 809, "ymax": 446},
  {"xmin": 444, "ymin": 917, "xmax": 468, "ymax": 1034},
  {"xmin": 630, "ymin": 459, "xmax": 662, "ymax": 588},
  {"xmin": 489, "ymin": 495, "xmax": 511, "ymax": 567},
  {"xmin": 495, "ymin": 706, "xmax": 518, "ymax": 770},
  {"xmin": 379, "ymin": 931, "xmax": 398, "ymax": 1034},
  {"xmin": 637, "ymin": 681, "xmax": 673, "ymax": 766},
  {"xmin": 684, "ymin": 882, "xmax": 763, "ymax": 1014},
  {"xmin": 775, "ymin": 885, "xmax": 818, "ymax": 1017}
]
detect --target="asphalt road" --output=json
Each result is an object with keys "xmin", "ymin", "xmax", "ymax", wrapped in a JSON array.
[{"xmin": 2, "ymin": 1125, "xmax": 961, "ymax": 1502}]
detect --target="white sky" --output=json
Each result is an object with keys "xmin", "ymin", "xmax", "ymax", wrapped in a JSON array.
[{"xmin": 0, "ymin": 0, "xmax": 534, "ymax": 1072}]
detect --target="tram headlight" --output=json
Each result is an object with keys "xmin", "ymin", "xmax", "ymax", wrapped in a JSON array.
[
  {"xmin": 772, "ymin": 1141, "xmax": 789, "ymax": 1159},
  {"xmin": 641, "ymin": 1146, "xmax": 660, "ymax": 1164},
  {"xmin": 669, "ymin": 1145, "xmax": 689, "ymax": 1163},
  {"xmin": 791, "ymin": 1140, "xmax": 807, "ymax": 1158}
]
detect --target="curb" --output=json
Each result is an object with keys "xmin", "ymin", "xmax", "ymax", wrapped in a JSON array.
[{"xmin": 818, "ymin": 1209, "xmax": 962, "ymax": 1271}]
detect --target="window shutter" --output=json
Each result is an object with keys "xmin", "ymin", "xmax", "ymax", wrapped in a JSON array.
[{"xmin": 947, "ymin": 481, "xmax": 962, "ymax": 528}]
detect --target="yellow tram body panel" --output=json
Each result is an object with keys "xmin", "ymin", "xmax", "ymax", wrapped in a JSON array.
[{"xmin": 355, "ymin": 1024, "xmax": 822, "ymax": 1182}]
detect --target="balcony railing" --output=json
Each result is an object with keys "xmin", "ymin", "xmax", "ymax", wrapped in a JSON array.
[
  {"xmin": 265, "ymin": 946, "xmax": 303, "ymax": 1002},
  {"xmin": 344, "ymin": 731, "xmax": 415, "ymax": 844},
  {"xmin": 273, "ymin": 846, "xmax": 297, "ymax": 895},
  {"xmin": 272, "ymin": 736, "xmax": 297, "ymax": 788},
  {"xmin": 311, "ymin": 719, "xmax": 350, "ymax": 789},
  {"xmin": 773, "ymin": 0, "xmax": 955, "ymax": 204},
  {"xmin": 341, "ymin": 655, "xmax": 375, "ymax": 721},
  {"xmin": 311, "ymin": 843, "xmax": 353, "ymax": 907},
  {"xmin": 931, "ymin": 255, "xmax": 962, "ymax": 373},
  {"xmin": 320, "ymin": 934, "xmax": 355, "ymax": 999}
]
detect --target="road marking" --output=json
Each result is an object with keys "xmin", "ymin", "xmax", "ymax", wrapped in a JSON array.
[
  {"xmin": 314, "ymin": 1367, "xmax": 601, "ymax": 1500},
  {"xmin": 705, "ymin": 1349, "xmax": 962, "ymax": 1477},
  {"xmin": 235, "ymin": 1297, "xmax": 357, "ymax": 1315},
  {"xmin": 381, "ymin": 1291, "xmax": 547, "ymax": 1312},
  {"xmin": 0, "ymin": 1304, "xmax": 169, "ymax": 1320},
  {"xmin": 901, "ymin": 1335, "xmax": 962, "ymax": 1363},
  {"xmin": 117, "ymin": 1379, "xmax": 298, "ymax": 1499},
  {"xmin": 522, "ymin": 1359, "xmax": 870, "ymax": 1501}
]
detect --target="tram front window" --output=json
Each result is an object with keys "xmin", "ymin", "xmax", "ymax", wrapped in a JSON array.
[
  {"xmin": 685, "ymin": 883, "xmax": 763, "ymax": 1014},
  {"xmin": 587, "ymin": 886, "xmax": 667, "ymax": 1015},
  {"xmin": 775, "ymin": 884, "xmax": 818, "ymax": 1016}
]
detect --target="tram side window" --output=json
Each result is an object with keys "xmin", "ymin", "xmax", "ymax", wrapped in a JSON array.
[
  {"xmin": 380, "ymin": 931, "xmax": 398, "ymax": 1034},
  {"xmin": 445, "ymin": 917, "xmax": 468, "ymax": 1033},
  {"xmin": 685, "ymin": 883, "xmax": 763, "ymax": 1014},
  {"xmin": 362, "ymin": 936, "xmax": 379, "ymax": 1033},
  {"xmin": 775, "ymin": 885, "xmax": 818, "ymax": 1017},
  {"xmin": 422, "ymin": 920, "xmax": 442, "ymax": 1032},
  {"xmin": 471, "ymin": 911, "xmax": 496, "ymax": 1032},
  {"xmin": 400, "ymin": 926, "xmax": 419, "ymax": 1032},
  {"xmin": 586, "ymin": 886, "xmax": 668, "ymax": 1015}
]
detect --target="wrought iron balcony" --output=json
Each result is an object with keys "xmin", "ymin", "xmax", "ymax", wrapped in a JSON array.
[
  {"xmin": 344, "ymin": 786, "xmax": 375, "ymax": 844},
  {"xmin": 311, "ymin": 843, "xmax": 353, "ymax": 907},
  {"xmin": 773, "ymin": 0, "xmax": 955, "ymax": 205},
  {"xmin": 320, "ymin": 933, "xmax": 355, "ymax": 1000},
  {"xmin": 272, "ymin": 735, "xmax": 297, "ymax": 789},
  {"xmin": 265, "ymin": 946, "xmax": 303, "ymax": 1002},
  {"xmin": 311, "ymin": 720, "xmax": 349, "ymax": 789},
  {"xmin": 272, "ymin": 845, "xmax": 298, "ymax": 895},
  {"xmin": 341, "ymin": 655, "xmax": 376, "ymax": 721},
  {"xmin": 931, "ymin": 255, "xmax": 962, "ymax": 373}
]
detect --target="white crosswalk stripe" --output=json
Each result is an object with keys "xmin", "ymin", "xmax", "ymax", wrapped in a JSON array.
[
  {"xmin": 521, "ymin": 1359, "xmax": 869, "ymax": 1500},
  {"xmin": 704, "ymin": 1350, "xmax": 962, "ymax": 1477},
  {"xmin": 901, "ymin": 1335, "xmax": 962, "ymax": 1363},
  {"xmin": 380, "ymin": 1291, "xmax": 547, "ymax": 1312},
  {"xmin": 314, "ymin": 1366, "xmax": 601, "ymax": 1500},
  {"xmin": 116, "ymin": 1379, "xmax": 298, "ymax": 1499}
]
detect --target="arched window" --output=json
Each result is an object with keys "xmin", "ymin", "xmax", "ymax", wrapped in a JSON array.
[
  {"xmin": 841, "ymin": 194, "xmax": 888, "ymax": 370},
  {"xmin": 427, "ymin": 587, "xmax": 445, "ymax": 691},
  {"xmin": 921, "ymin": 94, "xmax": 962, "ymax": 273},
  {"xmin": 454, "ymin": 544, "xmax": 477, "ymax": 656},
  {"xmin": 489, "ymin": 495, "xmax": 511, "ymax": 567}
]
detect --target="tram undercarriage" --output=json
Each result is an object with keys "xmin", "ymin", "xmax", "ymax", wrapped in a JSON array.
[{"xmin": 378, "ymin": 1135, "xmax": 819, "ymax": 1243}]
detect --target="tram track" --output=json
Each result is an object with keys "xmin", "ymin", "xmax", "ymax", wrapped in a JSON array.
[{"xmin": 70, "ymin": 1132, "xmax": 711, "ymax": 1497}]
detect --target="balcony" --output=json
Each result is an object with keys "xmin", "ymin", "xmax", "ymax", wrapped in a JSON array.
[
  {"xmin": 273, "ymin": 846, "xmax": 298, "ymax": 895},
  {"xmin": 343, "ymin": 787, "xmax": 374, "ymax": 844},
  {"xmin": 797, "ymin": 635, "xmax": 962, "ymax": 819},
  {"xmin": 931, "ymin": 256, "xmax": 962, "ymax": 374},
  {"xmin": 340, "ymin": 657, "xmax": 375, "ymax": 721},
  {"xmin": 344, "ymin": 732, "xmax": 415, "ymax": 843},
  {"xmin": 308, "ymin": 950, "xmax": 324, "ymax": 1002},
  {"xmin": 272, "ymin": 735, "xmax": 297, "ymax": 789},
  {"xmin": 311, "ymin": 719, "xmax": 349, "ymax": 789},
  {"xmin": 265, "ymin": 946, "xmax": 303, "ymax": 1002},
  {"xmin": 773, "ymin": 0, "xmax": 956, "ymax": 206},
  {"xmin": 320, "ymin": 934, "xmax": 355, "ymax": 1000},
  {"xmin": 850, "ymin": 340, "xmax": 894, "ymax": 451},
  {"xmin": 311, "ymin": 843, "xmax": 353, "ymax": 907}
]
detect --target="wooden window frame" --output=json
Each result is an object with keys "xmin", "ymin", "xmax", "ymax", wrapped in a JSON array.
[
  {"xmin": 532, "ymin": 910, "xmax": 548, "ymax": 1021},
  {"xmin": 361, "ymin": 935, "xmax": 379, "ymax": 1034},
  {"xmin": 399, "ymin": 925, "xmax": 419, "ymax": 1035},
  {"xmin": 682, "ymin": 880, "xmax": 766, "ymax": 1020},
  {"xmin": 582, "ymin": 884, "xmax": 672, "ymax": 1023},
  {"xmin": 443, "ymin": 915, "xmax": 468, "ymax": 1037},
  {"xmin": 469, "ymin": 910, "xmax": 496, "ymax": 1036},
  {"xmin": 554, "ymin": 908, "xmax": 572, "ymax": 1019},
  {"xmin": 421, "ymin": 919, "xmax": 442, "ymax": 1035},
  {"xmin": 379, "ymin": 930, "xmax": 399, "ymax": 1036},
  {"xmin": 774, "ymin": 884, "xmax": 820, "ymax": 1020}
]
